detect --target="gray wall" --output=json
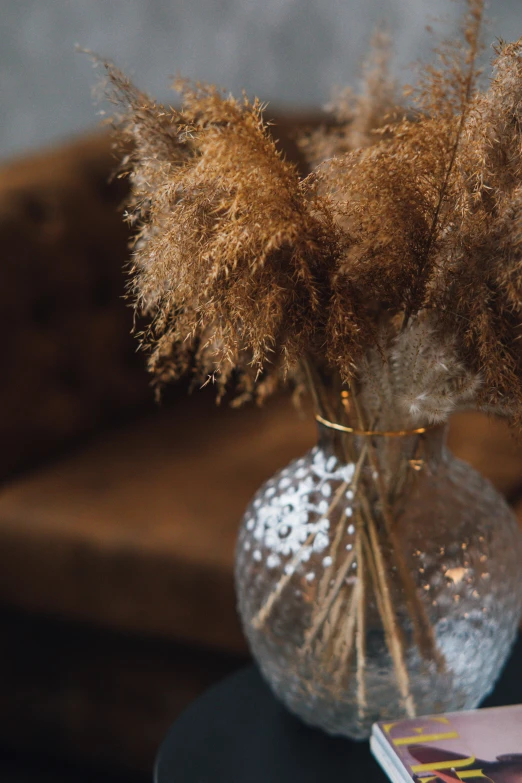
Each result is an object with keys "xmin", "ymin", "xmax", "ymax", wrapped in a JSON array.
[{"xmin": 1, "ymin": 0, "xmax": 521, "ymax": 161}]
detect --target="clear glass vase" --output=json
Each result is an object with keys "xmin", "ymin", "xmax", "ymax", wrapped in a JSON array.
[{"xmin": 235, "ymin": 396, "xmax": 522, "ymax": 739}]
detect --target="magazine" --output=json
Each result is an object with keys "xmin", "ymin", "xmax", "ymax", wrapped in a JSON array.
[{"xmin": 371, "ymin": 705, "xmax": 522, "ymax": 783}]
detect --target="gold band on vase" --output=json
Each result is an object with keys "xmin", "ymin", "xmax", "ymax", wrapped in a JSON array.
[{"xmin": 315, "ymin": 413, "xmax": 434, "ymax": 438}]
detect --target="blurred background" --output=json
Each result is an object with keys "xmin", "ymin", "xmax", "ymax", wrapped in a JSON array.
[
  {"xmin": 1, "ymin": 1, "xmax": 522, "ymax": 782},
  {"xmin": 2, "ymin": 0, "xmax": 522, "ymax": 160}
]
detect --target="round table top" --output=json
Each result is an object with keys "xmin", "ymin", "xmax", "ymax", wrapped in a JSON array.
[{"xmin": 155, "ymin": 634, "xmax": 522, "ymax": 783}]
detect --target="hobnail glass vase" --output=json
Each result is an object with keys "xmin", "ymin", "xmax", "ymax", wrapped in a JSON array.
[{"xmin": 235, "ymin": 393, "xmax": 522, "ymax": 739}]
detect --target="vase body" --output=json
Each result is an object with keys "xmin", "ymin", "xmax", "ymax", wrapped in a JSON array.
[{"xmin": 235, "ymin": 418, "xmax": 522, "ymax": 739}]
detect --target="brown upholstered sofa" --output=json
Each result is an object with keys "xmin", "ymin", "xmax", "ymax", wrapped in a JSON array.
[{"xmin": 1, "ymin": 126, "xmax": 522, "ymax": 775}]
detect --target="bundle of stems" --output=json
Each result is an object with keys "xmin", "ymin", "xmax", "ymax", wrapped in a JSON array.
[{"xmin": 252, "ymin": 363, "xmax": 444, "ymax": 718}]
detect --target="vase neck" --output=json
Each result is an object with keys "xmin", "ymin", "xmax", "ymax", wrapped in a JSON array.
[{"xmin": 316, "ymin": 416, "xmax": 448, "ymax": 475}]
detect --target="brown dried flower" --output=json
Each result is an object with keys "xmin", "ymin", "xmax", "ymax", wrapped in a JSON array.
[{"xmin": 104, "ymin": 66, "xmax": 343, "ymax": 401}]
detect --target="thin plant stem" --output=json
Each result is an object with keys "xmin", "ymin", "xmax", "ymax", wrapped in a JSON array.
[
  {"xmin": 355, "ymin": 514, "xmax": 367, "ymax": 713},
  {"xmin": 301, "ymin": 357, "xmax": 336, "ymax": 423},
  {"xmin": 317, "ymin": 508, "xmax": 348, "ymax": 605},
  {"xmin": 333, "ymin": 582, "xmax": 359, "ymax": 688},
  {"xmin": 361, "ymin": 511, "xmax": 416, "ymax": 717},
  {"xmin": 251, "ymin": 530, "xmax": 316, "ymax": 630},
  {"xmin": 301, "ymin": 546, "xmax": 357, "ymax": 651},
  {"xmin": 323, "ymin": 585, "xmax": 351, "ymax": 672},
  {"xmin": 317, "ymin": 442, "xmax": 368, "ymax": 604}
]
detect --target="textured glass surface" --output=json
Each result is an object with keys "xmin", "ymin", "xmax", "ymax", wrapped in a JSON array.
[{"xmin": 235, "ymin": 422, "xmax": 522, "ymax": 739}]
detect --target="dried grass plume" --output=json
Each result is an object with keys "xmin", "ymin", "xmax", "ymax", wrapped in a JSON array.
[{"xmin": 101, "ymin": 0, "xmax": 522, "ymax": 428}]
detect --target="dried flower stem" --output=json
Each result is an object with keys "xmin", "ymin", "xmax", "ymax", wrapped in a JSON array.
[
  {"xmin": 355, "ymin": 520, "xmax": 367, "ymax": 713},
  {"xmin": 317, "ymin": 443, "xmax": 368, "ymax": 603},
  {"xmin": 251, "ymin": 530, "xmax": 317, "ymax": 630},
  {"xmin": 317, "ymin": 509, "xmax": 348, "ymax": 605},
  {"xmin": 362, "ymin": 510, "xmax": 415, "ymax": 717},
  {"xmin": 333, "ymin": 582, "xmax": 359, "ymax": 687},
  {"xmin": 302, "ymin": 357, "xmax": 337, "ymax": 427},
  {"xmin": 301, "ymin": 546, "xmax": 357, "ymax": 651}
]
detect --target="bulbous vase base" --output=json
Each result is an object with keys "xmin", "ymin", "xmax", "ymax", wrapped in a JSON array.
[{"xmin": 235, "ymin": 438, "xmax": 522, "ymax": 739}]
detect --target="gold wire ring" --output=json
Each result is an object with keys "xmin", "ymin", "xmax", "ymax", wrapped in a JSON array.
[{"xmin": 315, "ymin": 413, "xmax": 433, "ymax": 438}]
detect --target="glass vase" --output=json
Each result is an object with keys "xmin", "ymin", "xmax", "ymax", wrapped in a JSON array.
[{"xmin": 235, "ymin": 393, "xmax": 522, "ymax": 739}]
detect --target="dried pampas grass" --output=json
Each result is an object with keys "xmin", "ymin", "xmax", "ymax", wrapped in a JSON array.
[
  {"xmin": 104, "ymin": 67, "xmax": 343, "ymax": 401},
  {"xmin": 102, "ymin": 0, "xmax": 522, "ymax": 428}
]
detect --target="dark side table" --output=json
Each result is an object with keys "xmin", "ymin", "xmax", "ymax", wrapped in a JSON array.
[{"xmin": 155, "ymin": 634, "xmax": 522, "ymax": 783}]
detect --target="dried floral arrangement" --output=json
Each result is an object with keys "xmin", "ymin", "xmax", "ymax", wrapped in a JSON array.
[
  {"xmin": 100, "ymin": 0, "xmax": 522, "ymax": 436},
  {"xmin": 97, "ymin": 0, "xmax": 522, "ymax": 726},
  {"xmin": 101, "ymin": 0, "xmax": 522, "ymax": 435}
]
